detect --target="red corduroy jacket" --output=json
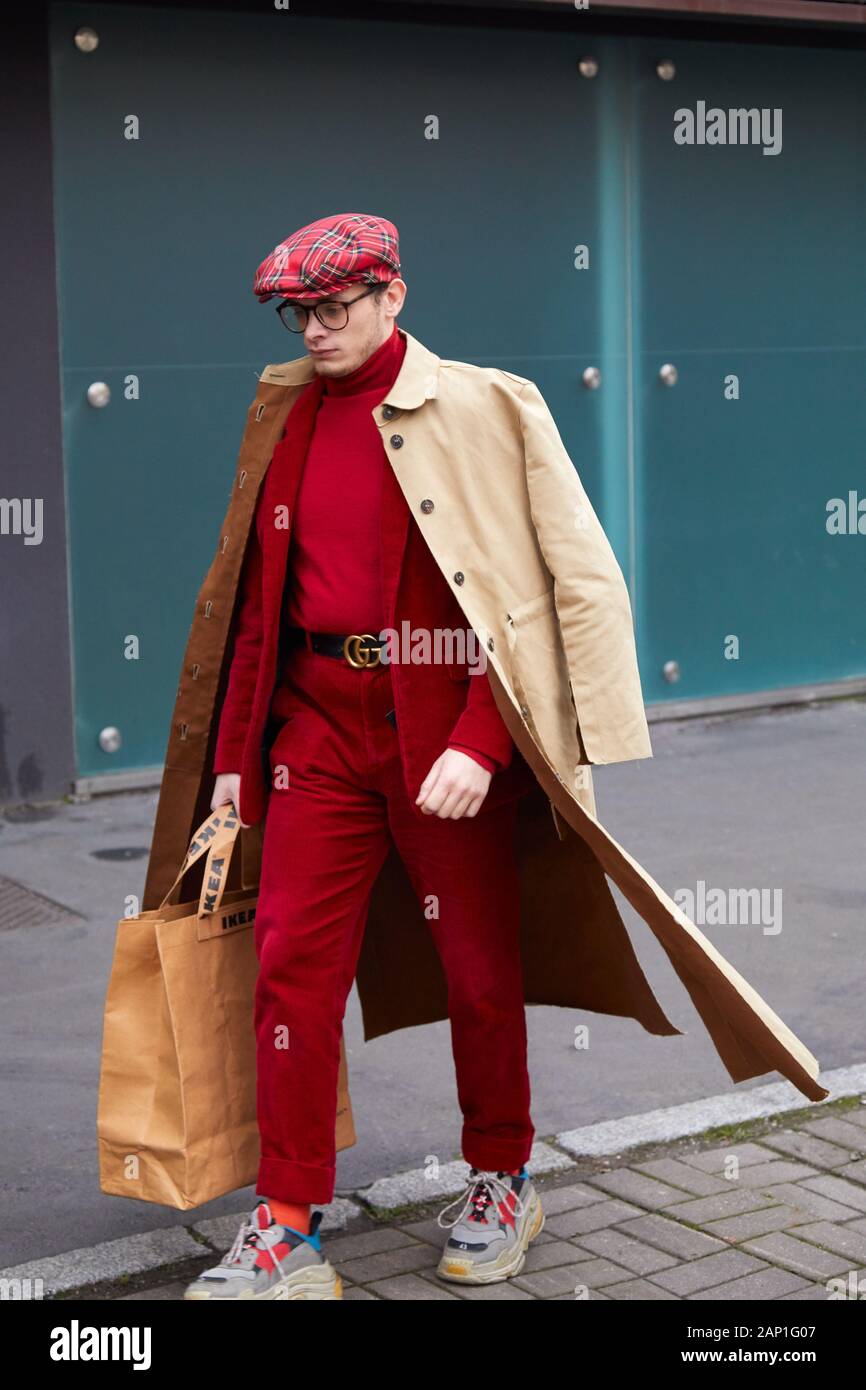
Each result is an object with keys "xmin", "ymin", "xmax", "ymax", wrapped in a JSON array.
[{"xmin": 213, "ymin": 412, "xmax": 534, "ymax": 826}]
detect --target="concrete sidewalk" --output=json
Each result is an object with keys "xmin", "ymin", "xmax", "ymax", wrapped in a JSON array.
[{"xmin": 6, "ymin": 1069, "xmax": 866, "ymax": 1301}]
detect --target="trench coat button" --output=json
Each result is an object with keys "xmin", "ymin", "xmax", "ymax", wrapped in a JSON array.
[
  {"xmin": 420, "ymin": 498, "xmax": 434, "ymax": 513},
  {"xmin": 382, "ymin": 405, "xmax": 396, "ymax": 420},
  {"xmin": 390, "ymin": 433, "xmax": 404, "ymax": 448},
  {"xmin": 486, "ymin": 637, "xmax": 494, "ymax": 651},
  {"xmin": 454, "ymin": 571, "xmax": 464, "ymax": 584},
  {"xmin": 519, "ymin": 704, "xmax": 529, "ymax": 717}
]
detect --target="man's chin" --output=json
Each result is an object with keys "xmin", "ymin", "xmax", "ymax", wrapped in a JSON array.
[{"xmin": 311, "ymin": 353, "xmax": 348, "ymax": 376}]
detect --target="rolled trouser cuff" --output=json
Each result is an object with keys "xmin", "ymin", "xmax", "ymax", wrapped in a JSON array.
[{"xmin": 257, "ymin": 1155, "xmax": 335, "ymax": 1206}]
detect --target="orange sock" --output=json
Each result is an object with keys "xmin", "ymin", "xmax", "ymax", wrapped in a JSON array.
[{"xmin": 267, "ymin": 1197, "xmax": 311, "ymax": 1234}]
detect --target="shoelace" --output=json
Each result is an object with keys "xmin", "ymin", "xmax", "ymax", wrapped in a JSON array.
[
  {"xmin": 221, "ymin": 1206, "xmax": 293, "ymax": 1276},
  {"xmin": 436, "ymin": 1168, "xmax": 527, "ymax": 1230}
]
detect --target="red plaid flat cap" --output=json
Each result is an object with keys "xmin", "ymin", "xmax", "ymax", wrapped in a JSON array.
[{"xmin": 254, "ymin": 212, "xmax": 401, "ymax": 303}]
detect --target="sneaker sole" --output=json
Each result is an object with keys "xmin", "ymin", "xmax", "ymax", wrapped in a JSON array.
[
  {"xmin": 436, "ymin": 1192, "xmax": 545, "ymax": 1285},
  {"xmin": 184, "ymin": 1264, "xmax": 343, "ymax": 1300}
]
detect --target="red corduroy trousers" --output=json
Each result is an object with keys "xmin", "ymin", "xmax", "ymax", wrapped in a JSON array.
[{"xmin": 254, "ymin": 640, "xmax": 535, "ymax": 1205}]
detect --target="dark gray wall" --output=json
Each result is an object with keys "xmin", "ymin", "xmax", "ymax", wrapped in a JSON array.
[{"xmin": 0, "ymin": 8, "xmax": 76, "ymax": 807}]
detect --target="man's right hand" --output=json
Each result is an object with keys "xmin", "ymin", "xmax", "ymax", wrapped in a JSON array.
[{"xmin": 211, "ymin": 772, "xmax": 251, "ymax": 828}]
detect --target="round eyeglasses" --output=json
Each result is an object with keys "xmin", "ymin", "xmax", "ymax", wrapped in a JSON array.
[{"xmin": 276, "ymin": 284, "xmax": 383, "ymax": 333}]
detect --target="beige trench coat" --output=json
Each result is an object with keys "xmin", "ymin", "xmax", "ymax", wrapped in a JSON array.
[{"xmin": 142, "ymin": 327, "xmax": 827, "ymax": 1158}]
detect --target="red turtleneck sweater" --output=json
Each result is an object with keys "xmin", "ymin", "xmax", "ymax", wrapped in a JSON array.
[
  {"xmin": 280, "ymin": 323, "xmax": 511, "ymax": 776},
  {"xmin": 283, "ymin": 326, "xmax": 400, "ymax": 634}
]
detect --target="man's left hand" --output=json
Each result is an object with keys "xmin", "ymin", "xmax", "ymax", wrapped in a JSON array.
[{"xmin": 415, "ymin": 748, "xmax": 492, "ymax": 818}]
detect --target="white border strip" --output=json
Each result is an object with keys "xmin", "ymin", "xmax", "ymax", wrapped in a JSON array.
[{"xmin": 557, "ymin": 1064, "xmax": 866, "ymax": 1158}]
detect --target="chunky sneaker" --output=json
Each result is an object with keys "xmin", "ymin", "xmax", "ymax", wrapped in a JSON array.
[
  {"xmin": 435, "ymin": 1165, "xmax": 544, "ymax": 1284},
  {"xmin": 183, "ymin": 1199, "xmax": 341, "ymax": 1300}
]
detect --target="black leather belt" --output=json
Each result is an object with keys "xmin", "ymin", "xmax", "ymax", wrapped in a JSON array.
[{"xmin": 284, "ymin": 626, "xmax": 386, "ymax": 669}]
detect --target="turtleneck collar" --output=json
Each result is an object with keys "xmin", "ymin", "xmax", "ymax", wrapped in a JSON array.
[{"xmin": 321, "ymin": 323, "xmax": 406, "ymax": 397}]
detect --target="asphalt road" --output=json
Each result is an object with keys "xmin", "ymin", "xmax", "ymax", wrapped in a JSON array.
[{"xmin": 1, "ymin": 697, "xmax": 862, "ymax": 1268}]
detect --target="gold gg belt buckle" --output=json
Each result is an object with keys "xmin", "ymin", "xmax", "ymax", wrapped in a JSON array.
[{"xmin": 342, "ymin": 633, "xmax": 382, "ymax": 668}]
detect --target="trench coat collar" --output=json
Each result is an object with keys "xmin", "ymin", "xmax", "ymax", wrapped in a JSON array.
[{"xmin": 258, "ymin": 327, "xmax": 440, "ymax": 411}]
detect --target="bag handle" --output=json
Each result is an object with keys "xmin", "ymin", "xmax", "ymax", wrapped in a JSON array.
[{"xmin": 157, "ymin": 803, "xmax": 243, "ymax": 919}]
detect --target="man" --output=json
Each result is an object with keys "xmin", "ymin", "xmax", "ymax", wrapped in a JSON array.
[
  {"xmin": 178, "ymin": 212, "xmax": 825, "ymax": 1301},
  {"xmin": 185, "ymin": 213, "xmax": 544, "ymax": 1300}
]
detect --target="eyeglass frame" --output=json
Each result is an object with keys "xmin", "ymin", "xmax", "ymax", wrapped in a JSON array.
[{"xmin": 275, "ymin": 283, "xmax": 385, "ymax": 333}]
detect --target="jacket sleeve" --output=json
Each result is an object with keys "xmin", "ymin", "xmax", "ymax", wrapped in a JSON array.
[
  {"xmin": 517, "ymin": 380, "xmax": 652, "ymax": 765},
  {"xmin": 212, "ymin": 523, "xmax": 264, "ymax": 775},
  {"xmin": 445, "ymin": 666, "xmax": 514, "ymax": 773},
  {"xmin": 447, "ymin": 742, "xmax": 501, "ymax": 775}
]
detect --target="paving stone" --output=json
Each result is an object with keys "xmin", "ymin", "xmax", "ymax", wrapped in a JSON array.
[
  {"xmin": 602, "ymin": 1277, "xmax": 681, "ymax": 1300},
  {"xmin": 649, "ymin": 1249, "xmax": 766, "ymax": 1295},
  {"xmin": 583, "ymin": 1168, "xmax": 692, "ymax": 1209},
  {"xmin": 703, "ymin": 1204, "xmax": 813, "ymax": 1243},
  {"xmin": 334, "ymin": 1241, "xmax": 438, "ymax": 1283},
  {"xmin": 758, "ymin": 1130, "xmax": 854, "ymax": 1169},
  {"xmin": 679, "ymin": 1142, "xmax": 779, "ymax": 1172},
  {"xmin": 394, "ymin": 1215, "xmax": 455, "ymax": 1245},
  {"xmin": 833, "ymin": 1107, "xmax": 866, "ymax": 1132},
  {"xmin": 616, "ymin": 1213, "xmax": 728, "ymax": 1259},
  {"xmin": 119, "ymin": 1281, "xmax": 190, "ymax": 1300},
  {"xmin": 429, "ymin": 1277, "xmax": 537, "ymax": 1300},
  {"xmin": 521, "ymin": 1239, "xmax": 598, "ymax": 1273},
  {"xmin": 343, "ymin": 1285, "xmax": 380, "ymax": 1299},
  {"xmin": 319, "ymin": 1226, "xmax": 423, "ymax": 1261},
  {"xmin": 661, "ymin": 1188, "xmax": 777, "ymax": 1223},
  {"xmin": 834, "ymin": 1159, "xmax": 866, "ymax": 1184},
  {"xmin": 512, "ymin": 1258, "xmax": 634, "ymax": 1297},
  {"xmin": 544, "ymin": 1198, "xmax": 643, "ymax": 1238},
  {"xmin": 758, "ymin": 1182, "xmax": 864, "ymax": 1222},
  {"xmin": 322, "ymin": 1228, "xmax": 428, "ymax": 1262},
  {"xmin": 740, "ymin": 1230, "xmax": 856, "ymax": 1279},
  {"xmin": 364, "ymin": 1272, "xmax": 459, "ymax": 1299},
  {"xmin": 524, "ymin": 1181, "xmax": 609, "ymax": 1216},
  {"xmin": 821, "ymin": 1267, "xmax": 866, "ymax": 1299},
  {"xmin": 785, "ymin": 1221, "xmax": 866, "ymax": 1263},
  {"xmin": 687, "ymin": 1267, "xmax": 814, "ymax": 1300},
  {"xmin": 551, "ymin": 1289, "xmax": 612, "ymax": 1299},
  {"xmin": 797, "ymin": 1174, "xmax": 866, "ymax": 1214},
  {"xmin": 779, "ymin": 1281, "xmax": 842, "ymax": 1300},
  {"xmin": 802, "ymin": 1117, "xmax": 866, "ymax": 1151},
  {"xmin": 631, "ymin": 1157, "xmax": 732, "ymax": 1196},
  {"xmin": 573, "ymin": 1228, "xmax": 679, "ymax": 1275},
  {"xmin": 728, "ymin": 1160, "xmax": 821, "ymax": 1187}
]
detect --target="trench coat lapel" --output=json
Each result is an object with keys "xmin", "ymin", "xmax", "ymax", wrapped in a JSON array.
[
  {"xmin": 379, "ymin": 439, "xmax": 412, "ymax": 636},
  {"xmin": 257, "ymin": 383, "xmax": 324, "ymax": 657}
]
